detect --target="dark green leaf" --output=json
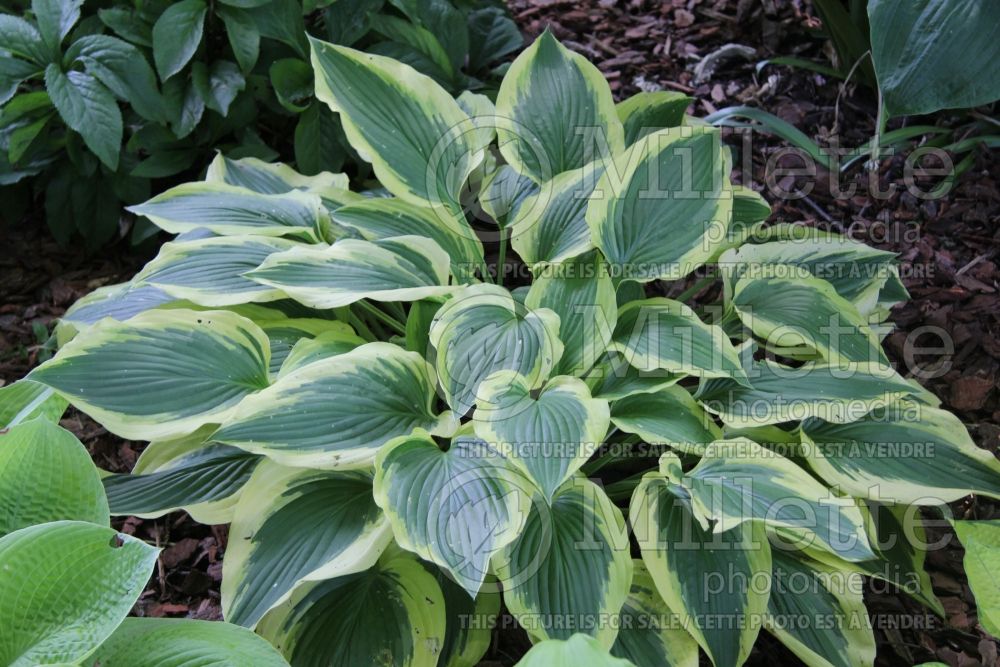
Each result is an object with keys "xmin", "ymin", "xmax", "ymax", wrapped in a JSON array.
[
  {"xmin": 64, "ymin": 35, "xmax": 164, "ymax": 123},
  {"xmin": 152, "ymin": 0, "xmax": 207, "ymax": 80},
  {"xmin": 44, "ymin": 64, "xmax": 122, "ymax": 169},
  {"xmin": 216, "ymin": 5, "xmax": 260, "ymax": 73},
  {"xmin": 269, "ymin": 58, "xmax": 312, "ymax": 113},
  {"xmin": 33, "ymin": 0, "xmax": 83, "ymax": 55}
]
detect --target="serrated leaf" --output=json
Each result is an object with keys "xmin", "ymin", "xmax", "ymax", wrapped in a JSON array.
[{"xmin": 45, "ymin": 64, "xmax": 122, "ymax": 169}]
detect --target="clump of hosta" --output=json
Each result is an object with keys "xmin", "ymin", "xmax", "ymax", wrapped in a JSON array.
[{"xmin": 25, "ymin": 31, "xmax": 1000, "ymax": 667}]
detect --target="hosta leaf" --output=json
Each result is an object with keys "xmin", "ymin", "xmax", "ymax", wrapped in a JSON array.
[
  {"xmin": 224, "ymin": 461, "xmax": 392, "ymax": 628},
  {"xmin": 950, "ymin": 519, "xmax": 1000, "ymax": 638},
  {"xmin": 374, "ymin": 432, "xmax": 527, "ymax": 597},
  {"xmin": 609, "ymin": 298, "xmax": 748, "ymax": 385},
  {"xmin": 630, "ymin": 475, "xmax": 770, "ymax": 667},
  {"xmin": 246, "ymin": 236, "xmax": 454, "ymax": 309},
  {"xmin": 480, "ymin": 165, "xmax": 540, "ymax": 231},
  {"xmin": 517, "ymin": 634, "xmax": 635, "ymax": 667},
  {"xmin": 585, "ymin": 352, "xmax": 681, "ymax": 400},
  {"xmin": 278, "ymin": 328, "xmax": 366, "ymax": 376},
  {"xmin": 524, "ymin": 251, "xmax": 617, "ymax": 376},
  {"xmin": 256, "ymin": 547, "xmax": 446, "ymax": 667},
  {"xmin": 800, "ymin": 401, "xmax": 1000, "ymax": 504},
  {"xmin": 474, "ymin": 371, "xmax": 609, "ymax": 502},
  {"xmin": 588, "ymin": 127, "xmax": 731, "ymax": 281},
  {"xmin": 496, "ymin": 31, "xmax": 624, "ymax": 181},
  {"xmin": 0, "ymin": 420, "xmax": 108, "ymax": 536},
  {"xmin": 128, "ymin": 183, "xmax": 325, "ymax": 238},
  {"xmin": 214, "ymin": 342, "xmax": 448, "ymax": 468},
  {"xmin": 88, "ymin": 618, "xmax": 289, "ymax": 666},
  {"xmin": 30, "ymin": 309, "xmax": 270, "ymax": 441},
  {"xmin": 0, "ymin": 521, "xmax": 158, "ymax": 667},
  {"xmin": 765, "ymin": 549, "xmax": 875, "ymax": 667},
  {"xmin": 152, "ymin": 0, "xmax": 207, "ymax": 80},
  {"xmin": 428, "ymin": 565, "xmax": 501, "ymax": 667},
  {"xmin": 45, "ymin": 64, "xmax": 122, "ymax": 169},
  {"xmin": 332, "ymin": 197, "xmax": 484, "ymax": 281},
  {"xmin": 495, "ymin": 478, "xmax": 632, "ymax": 647},
  {"xmin": 609, "ymin": 385, "xmax": 722, "ymax": 455},
  {"xmin": 616, "ymin": 90, "xmax": 691, "ymax": 146},
  {"xmin": 64, "ymin": 34, "xmax": 164, "ymax": 123},
  {"xmin": 252, "ymin": 316, "xmax": 356, "ymax": 378},
  {"xmin": 134, "ymin": 236, "xmax": 298, "ymax": 306},
  {"xmin": 59, "ymin": 282, "xmax": 175, "ymax": 327},
  {"xmin": 310, "ymin": 37, "xmax": 491, "ymax": 210},
  {"xmin": 610, "ymin": 560, "xmax": 698, "ymax": 667},
  {"xmin": 0, "ymin": 380, "xmax": 66, "ymax": 428},
  {"xmin": 205, "ymin": 153, "xmax": 349, "ymax": 194},
  {"xmin": 725, "ymin": 186, "xmax": 771, "ymax": 248},
  {"xmin": 429, "ymin": 284, "xmax": 563, "ymax": 415}
]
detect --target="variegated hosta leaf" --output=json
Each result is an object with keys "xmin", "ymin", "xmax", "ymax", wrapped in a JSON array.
[
  {"xmin": 0, "ymin": 380, "xmax": 66, "ymax": 428},
  {"xmin": 509, "ymin": 165, "xmax": 603, "ymax": 268},
  {"xmin": 616, "ymin": 90, "xmax": 691, "ymax": 146},
  {"xmin": 799, "ymin": 401, "xmax": 1000, "ymax": 504},
  {"xmin": 0, "ymin": 521, "xmax": 159, "ymax": 667},
  {"xmin": 630, "ymin": 475, "xmax": 770, "ymax": 667},
  {"xmin": 479, "ymin": 164, "xmax": 540, "ymax": 228},
  {"xmin": 675, "ymin": 439, "xmax": 874, "ymax": 561},
  {"xmin": 256, "ymin": 547, "xmax": 446, "ymax": 667},
  {"xmin": 610, "ymin": 560, "xmax": 699, "ymax": 667},
  {"xmin": 609, "ymin": 385, "xmax": 722, "ymax": 455},
  {"xmin": 128, "ymin": 182, "xmax": 326, "ymax": 239},
  {"xmin": 58, "ymin": 282, "xmax": 175, "ymax": 328},
  {"xmin": 495, "ymin": 478, "xmax": 633, "ymax": 648},
  {"xmin": 524, "ymin": 251, "xmax": 617, "ymax": 376},
  {"xmin": 717, "ymin": 186, "xmax": 770, "ymax": 253},
  {"xmin": 429, "ymin": 284, "xmax": 563, "ymax": 415},
  {"xmin": 30, "ymin": 309, "xmax": 271, "ymax": 441},
  {"xmin": 310, "ymin": 37, "xmax": 491, "ymax": 211},
  {"xmin": 950, "ymin": 519, "xmax": 1000, "ymax": 638},
  {"xmin": 696, "ymin": 360, "xmax": 920, "ymax": 427},
  {"xmin": 474, "ymin": 371, "xmax": 610, "ymax": 502},
  {"xmin": 331, "ymin": 197, "xmax": 484, "ymax": 280},
  {"xmin": 223, "ymin": 461, "xmax": 392, "ymax": 628},
  {"xmin": 134, "ymin": 236, "xmax": 299, "ymax": 307},
  {"xmin": 587, "ymin": 127, "xmax": 732, "ymax": 282},
  {"xmin": 278, "ymin": 328, "xmax": 366, "ymax": 376},
  {"xmin": 496, "ymin": 31, "xmax": 624, "ymax": 181},
  {"xmin": 252, "ymin": 316, "xmax": 358, "ymax": 377},
  {"xmin": 374, "ymin": 432, "xmax": 528, "ymax": 597},
  {"xmin": 246, "ymin": 236, "xmax": 454, "ymax": 310},
  {"xmin": 0, "ymin": 420, "xmax": 108, "ymax": 537},
  {"xmin": 731, "ymin": 272, "xmax": 888, "ymax": 365},
  {"xmin": 206, "ymin": 152, "xmax": 349, "ymax": 193},
  {"xmin": 585, "ymin": 353, "xmax": 681, "ymax": 400},
  {"xmin": 428, "ymin": 565, "xmax": 501, "ymax": 667},
  {"xmin": 765, "ymin": 549, "xmax": 875, "ymax": 667},
  {"xmin": 609, "ymin": 298, "xmax": 749, "ymax": 385},
  {"xmin": 516, "ymin": 634, "xmax": 636, "ymax": 667},
  {"xmin": 214, "ymin": 342, "xmax": 448, "ymax": 468}
]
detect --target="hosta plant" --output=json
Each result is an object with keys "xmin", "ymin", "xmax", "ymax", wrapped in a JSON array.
[{"xmin": 22, "ymin": 32, "xmax": 1000, "ymax": 667}]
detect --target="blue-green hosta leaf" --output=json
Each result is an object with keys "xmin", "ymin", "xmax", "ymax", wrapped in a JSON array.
[
  {"xmin": 585, "ymin": 352, "xmax": 682, "ymax": 400},
  {"xmin": 374, "ymin": 432, "xmax": 528, "ymax": 597},
  {"xmin": 128, "ymin": 182, "xmax": 326, "ymax": 239},
  {"xmin": 630, "ymin": 475, "xmax": 770, "ymax": 667},
  {"xmin": 45, "ymin": 64, "xmax": 122, "ymax": 169},
  {"xmin": 31, "ymin": 309, "xmax": 270, "ymax": 441},
  {"xmin": 765, "ymin": 549, "xmax": 875, "ymax": 667},
  {"xmin": 429, "ymin": 284, "xmax": 563, "ymax": 415},
  {"xmin": 517, "ymin": 634, "xmax": 636, "ymax": 667},
  {"xmin": 134, "ymin": 236, "xmax": 299, "ymax": 306},
  {"xmin": 950, "ymin": 519, "xmax": 1000, "ymax": 638},
  {"xmin": 205, "ymin": 153, "xmax": 349, "ymax": 193},
  {"xmin": 524, "ymin": 251, "xmax": 617, "ymax": 376},
  {"xmin": 728, "ymin": 186, "xmax": 770, "ymax": 242},
  {"xmin": 616, "ymin": 91, "xmax": 691, "ymax": 146},
  {"xmin": 0, "ymin": 380, "xmax": 67, "ymax": 428},
  {"xmin": 64, "ymin": 34, "xmax": 164, "ymax": 123},
  {"xmin": 0, "ymin": 521, "xmax": 158, "ymax": 667},
  {"xmin": 509, "ymin": 165, "xmax": 602, "ymax": 268},
  {"xmin": 799, "ymin": 401, "xmax": 1000, "ymax": 504},
  {"xmin": 246, "ymin": 236, "xmax": 454, "ymax": 309},
  {"xmin": 310, "ymin": 37, "xmax": 491, "ymax": 211},
  {"xmin": 278, "ymin": 328, "xmax": 366, "ymax": 376},
  {"xmin": 609, "ymin": 385, "xmax": 722, "ymax": 455},
  {"xmin": 0, "ymin": 420, "xmax": 108, "ymax": 537},
  {"xmin": 428, "ymin": 565, "xmax": 501, "ymax": 667},
  {"xmin": 256, "ymin": 547, "xmax": 446, "ymax": 667},
  {"xmin": 587, "ymin": 127, "xmax": 731, "ymax": 282},
  {"xmin": 224, "ymin": 461, "xmax": 392, "ymax": 628},
  {"xmin": 609, "ymin": 298, "xmax": 748, "ymax": 385},
  {"xmin": 474, "ymin": 371, "xmax": 609, "ymax": 502},
  {"xmin": 677, "ymin": 439, "xmax": 874, "ymax": 561},
  {"xmin": 332, "ymin": 197, "xmax": 484, "ymax": 281},
  {"xmin": 88, "ymin": 617, "xmax": 289, "ymax": 666},
  {"xmin": 214, "ymin": 342, "xmax": 449, "ymax": 468},
  {"xmin": 495, "ymin": 478, "xmax": 633, "ymax": 647},
  {"xmin": 479, "ymin": 165, "xmax": 540, "ymax": 229},
  {"xmin": 151, "ymin": 0, "xmax": 206, "ymax": 80},
  {"xmin": 610, "ymin": 560, "xmax": 698, "ymax": 667},
  {"xmin": 59, "ymin": 282, "xmax": 175, "ymax": 327},
  {"xmin": 249, "ymin": 316, "xmax": 357, "ymax": 378},
  {"xmin": 731, "ymin": 272, "xmax": 888, "ymax": 365},
  {"xmin": 496, "ymin": 31, "xmax": 624, "ymax": 181},
  {"xmin": 696, "ymin": 360, "xmax": 920, "ymax": 427}
]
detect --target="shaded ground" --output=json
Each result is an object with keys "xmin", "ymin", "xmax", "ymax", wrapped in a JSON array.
[{"xmin": 1, "ymin": 0, "xmax": 998, "ymax": 664}]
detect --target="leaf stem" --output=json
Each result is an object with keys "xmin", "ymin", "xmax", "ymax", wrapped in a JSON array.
[
  {"xmin": 356, "ymin": 300, "xmax": 406, "ymax": 336},
  {"xmin": 496, "ymin": 227, "xmax": 508, "ymax": 288}
]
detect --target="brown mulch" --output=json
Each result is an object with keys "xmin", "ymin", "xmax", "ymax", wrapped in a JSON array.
[{"xmin": 2, "ymin": 0, "xmax": 998, "ymax": 664}]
